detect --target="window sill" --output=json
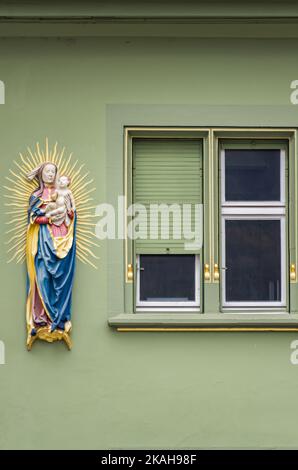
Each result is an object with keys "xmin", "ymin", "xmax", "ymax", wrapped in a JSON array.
[{"xmin": 108, "ymin": 313, "xmax": 298, "ymax": 329}]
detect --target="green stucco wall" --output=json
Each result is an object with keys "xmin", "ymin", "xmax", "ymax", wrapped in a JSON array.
[{"xmin": 1, "ymin": 35, "xmax": 298, "ymax": 449}]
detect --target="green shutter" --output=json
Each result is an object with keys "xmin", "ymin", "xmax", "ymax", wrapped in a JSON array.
[{"xmin": 133, "ymin": 139, "xmax": 203, "ymax": 254}]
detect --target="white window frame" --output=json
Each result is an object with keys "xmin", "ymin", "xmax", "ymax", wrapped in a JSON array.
[
  {"xmin": 221, "ymin": 149, "xmax": 286, "ymax": 207},
  {"xmin": 221, "ymin": 148, "xmax": 287, "ymax": 310},
  {"xmin": 136, "ymin": 254, "xmax": 200, "ymax": 310},
  {"xmin": 221, "ymin": 215, "xmax": 286, "ymax": 308}
]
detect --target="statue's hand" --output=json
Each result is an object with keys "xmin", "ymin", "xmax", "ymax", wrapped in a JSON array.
[
  {"xmin": 51, "ymin": 214, "xmax": 62, "ymax": 223},
  {"xmin": 35, "ymin": 216, "xmax": 50, "ymax": 225}
]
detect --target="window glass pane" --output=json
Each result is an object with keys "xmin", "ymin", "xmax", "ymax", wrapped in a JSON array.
[
  {"xmin": 225, "ymin": 220, "xmax": 281, "ymax": 302},
  {"xmin": 139, "ymin": 255, "xmax": 196, "ymax": 302},
  {"xmin": 225, "ymin": 149, "xmax": 281, "ymax": 201}
]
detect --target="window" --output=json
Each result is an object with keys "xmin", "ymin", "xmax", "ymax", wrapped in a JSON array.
[
  {"xmin": 108, "ymin": 126, "xmax": 297, "ymax": 329},
  {"xmin": 136, "ymin": 254, "xmax": 200, "ymax": 309},
  {"xmin": 133, "ymin": 138, "xmax": 203, "ymax": 311},
  {"xmin": 220, "ymin": 144, "xmax": 287, "ymax": 309},
  {"xmin": 223, "ymin": 149, "xmax": 282, "ymax": 202}
]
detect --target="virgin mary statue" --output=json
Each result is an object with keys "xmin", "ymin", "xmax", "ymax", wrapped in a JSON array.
[{"xmin": 26, "ymin": 162, "xmax": 76, "ymax": 350}]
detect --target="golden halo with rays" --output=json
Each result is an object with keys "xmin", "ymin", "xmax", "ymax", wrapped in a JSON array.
[{"xmin": 4, "ymin": 138, "xmax": 99, "ymax": 269}]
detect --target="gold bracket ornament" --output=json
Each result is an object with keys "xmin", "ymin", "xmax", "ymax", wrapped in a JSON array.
[
  {"xmin": 290, "ymin": 264, "xmax": 296, "ymax": 281},
  {"xmin": 127, "ymin": 263, "xmax": 134, "ymax": 281},
  {"xmin": 213, "ymin": 263, "xmax": 220, "ymax": 281},
  {"xmin": 204, "ymin": 263, "xmax": 210, "ymax": 281}
]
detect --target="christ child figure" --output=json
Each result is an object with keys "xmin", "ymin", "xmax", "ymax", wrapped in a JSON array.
[{"xmin": 45, "ymin": 175, "xmax": 75, "ymax": 227}]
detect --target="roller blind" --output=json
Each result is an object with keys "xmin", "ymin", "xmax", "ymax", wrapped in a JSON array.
[{"xmin": 133, "ymin": 138, "xmax": 203, "ymax": 254}]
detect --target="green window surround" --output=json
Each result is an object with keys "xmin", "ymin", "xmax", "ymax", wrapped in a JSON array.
[{"xmin": 108, "ymin": 127, "xmax": 298, "ymax": 329}]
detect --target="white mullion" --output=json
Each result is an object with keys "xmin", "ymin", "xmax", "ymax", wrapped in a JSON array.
[{"xmin": 222, "ymin": 207, "xmax": 285, "ymax": 216}]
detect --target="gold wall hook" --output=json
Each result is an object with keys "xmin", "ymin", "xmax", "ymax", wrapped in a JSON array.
[
  {"xmin": 204, "ymin": 263, "xmax": 210, "ymax": 281},
  {"xmin": 214, "ymin": 263, "xmax": 220, "ymax": 281},
  {"xmin": 127, "ymin": 263, "xmax": 134, "ymax": 281},
  {"xmin": 290, "ymin": 263, "xmax": 296, "ymax": 281}
]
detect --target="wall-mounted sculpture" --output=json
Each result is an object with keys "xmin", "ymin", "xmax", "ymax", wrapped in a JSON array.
[{"xmin": 4, "ymin": 139, "xmax": 99, "ymax": 350}]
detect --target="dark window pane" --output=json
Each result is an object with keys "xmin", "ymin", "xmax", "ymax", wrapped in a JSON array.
[
  {"xmin": 225, "ymin": 150, "xmax": 281, "ymax": 201},
  {"xmin": 225, "ymin": 220, "xmax": 281, "ymax": 302},
  {"xmin": 139, "ymin": 255, "xmax": 196, "ymax": 302}
]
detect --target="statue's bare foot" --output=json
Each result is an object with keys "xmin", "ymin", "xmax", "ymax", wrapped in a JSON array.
[{"xmin": 65, "ymin": 321, "xmax": 72, "ymax": 333}]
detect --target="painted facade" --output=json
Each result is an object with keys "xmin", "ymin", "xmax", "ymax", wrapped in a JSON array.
[{"xmin": 1, "ymin": 1, "xmax": 298, "ymax": 449}]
